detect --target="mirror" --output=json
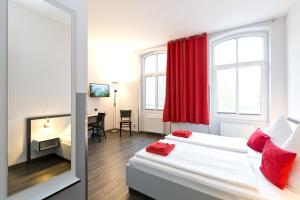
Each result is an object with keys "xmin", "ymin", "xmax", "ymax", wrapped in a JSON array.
[{"xmin": 8, "ymin": 0, "xmax": 72, "ymax": 195}]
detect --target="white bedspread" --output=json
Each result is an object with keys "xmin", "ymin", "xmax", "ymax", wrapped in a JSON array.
[
  {"xmin": 135, "ymin": 139, "xmax": 257, "ymax": 191},
  {"xmin": 59, "ymin": 134, "xmax": 71, "ymax": 146},
  {"xmin": 165, "ymin": 132, "xmax": 248, "ymax": 153}
]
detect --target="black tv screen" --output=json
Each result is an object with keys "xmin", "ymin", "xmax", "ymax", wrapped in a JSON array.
[{"xmin": 90, "ymin": 84, "xmax": 110, "ymax": 97}]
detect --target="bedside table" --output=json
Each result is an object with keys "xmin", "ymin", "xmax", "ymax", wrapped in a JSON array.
[{"xmin": 32, "ymin": 137, "xmax": 60, "ymax": 152}]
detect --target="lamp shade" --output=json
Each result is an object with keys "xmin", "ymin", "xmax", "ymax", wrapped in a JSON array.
[{"xmin": 112, "ymin": 81, "xmax": 119, "ymax": 91}]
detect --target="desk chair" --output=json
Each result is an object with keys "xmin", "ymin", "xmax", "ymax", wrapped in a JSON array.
[{"xmin": 89, "ymin": 113, "xmax": 106, "ymax": 142}]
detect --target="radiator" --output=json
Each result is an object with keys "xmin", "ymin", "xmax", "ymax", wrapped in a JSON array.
[{"xmin": 220, "ymin": 121, "xmax": 256, "ymax": 139}]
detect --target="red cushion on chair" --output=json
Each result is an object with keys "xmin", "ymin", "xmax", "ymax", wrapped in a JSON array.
[
  {"xmin": 247, "ymin": 128, "xmax": 270, "ymax": 152},
  {"xmin": 260, "ymin": 140, "xmax": 297, "ymax": 189}
]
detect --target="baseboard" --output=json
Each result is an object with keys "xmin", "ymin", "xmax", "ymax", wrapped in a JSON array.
[
  {"xmin": 140, "ymin": 131, "xmax": 165, "ymax": 137},
  {"xmin": 106, "ymin": 129, "xmax": 140, "ymax": 134},
  {"xmin": 106, "ymin": 130, "xmax": 163, "ymax": 138}
]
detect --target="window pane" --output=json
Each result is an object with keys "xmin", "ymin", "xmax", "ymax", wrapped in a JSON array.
[
  {"xmin": 217, "ymin": 68, "xmax": 236, "ymax": 113},
  {"xmin": 238, "ymin": 66, "xmax": 261, "ymax": 114},
  {"xmin": 238, "ymin": 36, "xmax": 264, "ymax": 62},
  {"xmin": 157, "ymin": 76, "xmax": 166, "ymax": 110},
  {"xmin": 144, "ymin": 54, "xmax": 156, "ymax": 74},
  {"xmin": 215, "ymin": 39, "xmax": 236, "ymax": 65},
  {"xmin": 145, "ymin": 76, "xmax": 156, "ymax": 109},
  {"xmin": 157, "ymin": 53, "xmax": 167, "ymax": 72}
]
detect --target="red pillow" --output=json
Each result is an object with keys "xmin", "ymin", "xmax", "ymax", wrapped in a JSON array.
[
  {"xmin": 247, "ymin": 128, "xmax": 270, "ymax": 152},
  {"xmin": 260, "ymin": 140, "xmax": 297, "ymax": 189}
]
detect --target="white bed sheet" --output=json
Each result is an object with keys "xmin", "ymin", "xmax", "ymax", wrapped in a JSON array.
[
  {"xmin": 135, "ymin": 139, "xmax": 257, "ymax": 191},
  {"xmin": 247, "ymin": 147, "xmax": 262, "ymax": 159},
  {"xmin": 129, "ymin": 156, "xmax": 257, "ymax": 200},
  {"xmin": 129, "ymin": 155, "xmax": 300, "ymax": 200},
  {"xmin": 165, "ymin": 132, "xmax": 248, "ymax": 153},
  {"xmin": 59, "ymin": 134, "xmax": 71, "ymax": 146}
]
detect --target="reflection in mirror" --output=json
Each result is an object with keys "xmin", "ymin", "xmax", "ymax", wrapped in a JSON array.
[{"xmin": 8, "ymin": 0, "xmax": 72, "ymax": 195}]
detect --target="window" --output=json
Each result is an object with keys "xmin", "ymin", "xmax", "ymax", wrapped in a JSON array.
[
  {"xmin": 143, "ymin": 52, "xmax": 167, "ymax": 110},
  {"xmin": 211, "ymin": 32, "xmax": 268, "ymax": 120}
]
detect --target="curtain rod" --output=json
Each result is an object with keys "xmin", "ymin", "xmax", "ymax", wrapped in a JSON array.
[
  {"xmin": 208, "ymin": 17, "xmax": 279, "ymax": 36},
  {"xmin": 169, "ymin": 33, "xmax": 207, "ymax": 43}
]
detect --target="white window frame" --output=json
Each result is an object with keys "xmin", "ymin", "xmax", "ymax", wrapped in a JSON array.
[
  {"xmin": 210, "ymin": 30, "xmax": 269, "ymax": 122},
  {"xmin": 141, "ymin": 51, "xmax": 167, "ymax": 112}
]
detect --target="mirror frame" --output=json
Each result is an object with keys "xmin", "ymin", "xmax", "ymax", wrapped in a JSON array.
[
  {"xmin": 0, "ymin": 0, "xmax": 8, "ymax": 199},
  {"xmin": 45, "ymin": 0, "xmax": 78, "ymax": 176},
  {"xmin": 3, "ymin": 0, "xmax": 79, "ymax": 199}
]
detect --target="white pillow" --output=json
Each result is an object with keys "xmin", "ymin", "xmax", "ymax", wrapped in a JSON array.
[
  {"xmin": 282, "ymin": 125, "xmax": 300, "ymax": 193},
  {"xmin": 265, "ymin": 116, "xmax": 293, "ymax": 146}
]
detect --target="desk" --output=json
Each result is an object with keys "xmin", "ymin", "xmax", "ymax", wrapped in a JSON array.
[
  {"xmin": 88, "ymin": 115, "xmax": 98, "ymax": 126},
  {"xmin": 88, "ymin": 113, "xmax": 106, "ymax": 126}
]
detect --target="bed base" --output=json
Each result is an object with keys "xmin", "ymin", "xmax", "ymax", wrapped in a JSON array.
[
  {"xmin": 56, "ymin": 142, "xmax": 71, "ymax": 161},
  {"xmin": 126, "ymin": 164, "xmax": 221, "ymax": 200}
]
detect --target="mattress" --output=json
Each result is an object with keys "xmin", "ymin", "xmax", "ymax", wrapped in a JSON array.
[
  {"xmin": 57, "ymin": 134, "xmax": 71, "ymax": 161},
  {"xmin": 166, "ymin": 132, "xmax": 263, "ymax": 160},
  {"xmin": 165, "ymin": 132, "xmax": 248, "ymax": 153},
  {"xmin": 136, "ymin": 139, "xmax": 257, "ymax": 191},
  {"xmin": 129, "ymin": 145, "xmax": 300, "ymax": 200},
  {"xmin": 59, "ymin": 134, "xmax": 71, "ymax": 146}
]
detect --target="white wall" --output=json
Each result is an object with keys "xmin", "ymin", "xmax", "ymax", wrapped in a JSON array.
[
  {"xmin": 89, "ymin": 18, "xmax": 288, "ymax": 135},
  {"xmin": 287, "ymin": 1, "xmax": 300, "ymax": 121},
  {"xmin": 140, "ymin": 18, "xmax": 288, "ymax": 135},
  {"xmin": 88, "ymin": 41, "xmax": 139, "ymax": 132},
  {"xmin": 209, "ymin": 18, "xmax": 287, "ymax": 134},
  {"xmin": 8, "ymin": 1, "xmax": 71, "ymax": 166}
]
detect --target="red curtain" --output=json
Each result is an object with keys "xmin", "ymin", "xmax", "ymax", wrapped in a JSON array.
[{"xmin": 163, "ymin": 33, "xmax": 209, "ymax": 125}]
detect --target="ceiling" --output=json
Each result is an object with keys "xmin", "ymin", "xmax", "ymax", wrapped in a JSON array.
[{"xmin": 89, "ymin": 0, "xmax": 295, "ymax": 51}]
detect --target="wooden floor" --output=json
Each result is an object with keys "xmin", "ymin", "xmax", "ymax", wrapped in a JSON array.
[
  {"xmin": 88, "ymin": 131, "xmax": 161, "ymax": 200},
  {"xmin": 8, "ymin": 154, "xmax": 71, "ymax": 196}
]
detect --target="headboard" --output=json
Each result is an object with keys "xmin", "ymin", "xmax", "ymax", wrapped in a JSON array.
[
  {"xmin": 288, "ymin": 117, "xmax": 300, "ymax": 125},
  {"xmin": 26, "ymin": 114, "xmax": 71, "ymax": 162}
]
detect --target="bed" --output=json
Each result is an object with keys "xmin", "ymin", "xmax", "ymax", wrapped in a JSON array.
[
  {"xmin": 165, "ymin": 132, "xmax": 262, "ymax": 159},
  {"xmin": 126, "ymin": 138, "xmax": 300, "ymax": 200},
  {"xmin": 57, "ymin": 130, "xmax": 71, "ymax": 161}
]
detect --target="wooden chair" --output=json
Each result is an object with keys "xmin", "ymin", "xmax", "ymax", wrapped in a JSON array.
[{"xmin": 119, "ymin": 110, "xmax": 132, "ymax": 137}]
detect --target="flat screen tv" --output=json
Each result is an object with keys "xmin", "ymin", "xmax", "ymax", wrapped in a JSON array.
[{"xmin": 90, "ymin": 83, "xmax": 110, "ymax": 97}]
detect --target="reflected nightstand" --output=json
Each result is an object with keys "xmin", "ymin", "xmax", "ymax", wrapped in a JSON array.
[{"xmin": 32, "ymin": 137, "xmax": 60, "ymax": 152}]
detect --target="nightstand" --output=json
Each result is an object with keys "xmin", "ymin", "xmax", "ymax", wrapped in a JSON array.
[{"xmin": 32, "ymin": 137, "xmax": 60, "ymax": 152}]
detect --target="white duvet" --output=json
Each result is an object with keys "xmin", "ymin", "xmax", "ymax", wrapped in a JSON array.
[
  {"xmin": 165, "ymin": 132, "xmax": 248, "ymax": 153},
  {"xmin": 136, "ymin": 139, "xmax": 257, "ymax": 191}
]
